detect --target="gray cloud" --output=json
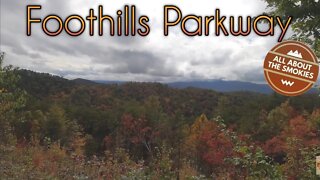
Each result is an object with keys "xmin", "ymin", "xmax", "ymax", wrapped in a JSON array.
[
  {"xmin": 234, "ymin": 67, "xmax": 266, "ymax": 83},
  {"xmin": 102, "ymin": 50, "xmax": 175, "ymax": 74},
  {"xmin": 0, "ymin": 0, "xmax": 278, "ymax": 83}
]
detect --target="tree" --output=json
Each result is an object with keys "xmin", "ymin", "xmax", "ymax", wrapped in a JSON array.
[
  {"xmin": 12, "ymin": 110, "xmax": 45, "ymax": 143},
  {"xmin": 0, "ymin": 52, "xmax": 26, "ymax": 144},
  {"xmin": 309, "ymin": 108, "xmax": 320, "ymax": 130},
  {"xmin": 0, "ymin": 52, "xmax": 26, "ymax": 116},
  {"xmin": 118, "ymin": 114, "xmax": 157, "ymax": 158},
  {"xmin": 264, "ymin": 0, "xmax": 320, "ymax": 56},
  {"xmin": 257, "ymin": 101, "xmax": 295, "ymax": 141},
  {"xmin": 185, "ymin": 115, "xmax": 236, "ymax": 176},
  {"xmin": 263, "ymin": 115, "xmax": 320, "ymax": 178},
  {"xmin": 228, "ymin": 146, "xmax": 283, "ymax": 179},
  {"xmin": 44, "ymin": 106, "xmax": 69, "ymax": 143},
  {"xmin": 184, "ymin": 114, "xmax": 209, "ymax": 153}
]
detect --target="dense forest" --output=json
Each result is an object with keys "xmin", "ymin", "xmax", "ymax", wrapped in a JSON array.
[
  {"xmin": 1, "ymin": 58, "xmax": 320, "ymax": 179},
  {"xmin": 2, "ymin": 0, "xmax": 320, "ymax": 178}
]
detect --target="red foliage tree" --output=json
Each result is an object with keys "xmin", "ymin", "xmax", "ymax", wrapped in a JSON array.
[
  {"xmin": 185, "ymin": 115, "xmax": 235, "ymax": 174},
  {"xmin": 264, "ymin": 115, "xmax": 320, "ymax": 163},
  {"xmin": 119, "ymin": 114, "xmax": 158, "ymax": 155}
]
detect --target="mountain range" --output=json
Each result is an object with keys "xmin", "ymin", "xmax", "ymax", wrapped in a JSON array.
[
  {"xmin": 82, "ymin": 79, "xmax": 273, "ymax": 93},
  {"xmin": 76, "ymin": 79, "xmax": 318, "ymax": 94},
  {"xmin": 17, "ymin": 69, "xmax": 317, "ymax": 94}
]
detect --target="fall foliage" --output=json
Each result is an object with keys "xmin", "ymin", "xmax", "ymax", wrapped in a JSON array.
[{"xmin": 1, "ymin": 59, "xmax": 320, "ymax": 179}]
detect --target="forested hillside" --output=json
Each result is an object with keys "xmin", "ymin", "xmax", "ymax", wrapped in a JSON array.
[{"xmin": 1, "ymin": 66, "xmax": 320, "ymax": 179}]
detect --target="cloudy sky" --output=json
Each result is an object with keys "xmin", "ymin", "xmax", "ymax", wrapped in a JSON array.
[{"xmin": 0, "ymin": 0, "xmax": 293, "ymax": 83}]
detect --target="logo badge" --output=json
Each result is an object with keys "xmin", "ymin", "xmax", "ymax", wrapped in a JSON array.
[{"xmin": 263, "ymin": 41, "xmax": 319, "ymax": 96}]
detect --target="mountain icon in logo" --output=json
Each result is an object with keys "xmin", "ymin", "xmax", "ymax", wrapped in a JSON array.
[{"xmin": 287, "ymin": 50, "xmax": 303, "ymax": 58}]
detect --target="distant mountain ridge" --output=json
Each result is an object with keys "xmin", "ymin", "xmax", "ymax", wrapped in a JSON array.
[
  {"xmin": 16, "ymin": 69, "xmax": 317, "ymax": 94},
  {"xmin": 167, "ymin": 80, "xmax": 273, "ymax": 94},
  {"xmin": 95, "ymin": 80, "xmax": 319, "ymax": 94},
  {"xmin": 94, "ymin": 79, "xmax": 273, "ymax": 94}
]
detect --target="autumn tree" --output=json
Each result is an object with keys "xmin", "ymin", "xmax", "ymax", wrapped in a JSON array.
[
  {"xmin": 185, "ymin": 115, "xmax": 235, "ymax": 176},
  {"xmin": 118, "ymin": 114, "xmax": 158, "ymax": 158},
  {"xmin": 198, "ymin": 122, "xmax": 234, "ymax": 175},
  {"xmin": 257, "ymin": 101, "xmax": 296, "ymax": 141},
  {"xmin": 184, "ymin": 114, "xmax": 209, "ymax": 156},
  {"xmin": 309, "ymin": 108, "xmax": 320, "ymax": 130},
  {"xmin": 263, "ymin": 115, "xmax": 320, "ymax": 178}
]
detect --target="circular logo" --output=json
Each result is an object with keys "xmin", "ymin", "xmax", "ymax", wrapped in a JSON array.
[{"xmin": 263, "ymin": 41, "xmax": 319, "ymax": 96}]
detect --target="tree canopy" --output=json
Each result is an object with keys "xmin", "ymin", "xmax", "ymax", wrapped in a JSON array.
[{"xmin": 265, "ymin": 0, "xmax": 320, "ymax": 57}]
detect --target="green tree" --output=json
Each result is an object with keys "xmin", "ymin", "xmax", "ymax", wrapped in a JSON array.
[
  {"xmin": 257, "ymin": 101, "xmax": 295, "ymax": 141},
  {"xmin": 44, "ymin": 105, "xmax": 71, "ymax": 143},
  {"xmin": 265, "ymin": 0, "xmax": 320, "ymax": 56},
  {"xmin": 0, "ymin": 53, "xmax": 26, "ymax": 144}
]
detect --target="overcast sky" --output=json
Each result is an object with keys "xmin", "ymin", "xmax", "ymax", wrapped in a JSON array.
[{"xmin": 0, "ymin": 0, "xmax": 293, "ymax": 83}]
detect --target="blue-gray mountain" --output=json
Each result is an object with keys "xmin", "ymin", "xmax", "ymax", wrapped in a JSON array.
[{"xmin": 95, "ymin": 80, "xmax": 317, "ymax": 94}]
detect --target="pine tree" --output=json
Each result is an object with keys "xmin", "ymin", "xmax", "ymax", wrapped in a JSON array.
[{"xmin": 0, "ymin": 52, "xmax": 26, "ymax": 144}]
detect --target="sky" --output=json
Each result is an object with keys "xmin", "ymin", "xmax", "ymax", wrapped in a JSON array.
[{"xmin": 0, "ymin": 0, "xmax": 294, "ymax": 83}]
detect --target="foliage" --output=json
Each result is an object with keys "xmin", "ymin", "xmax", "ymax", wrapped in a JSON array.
[
  {"xmin": 229, "ymin": 146, "xmax": 283, "ymax": 179},
  {"xmin": 0, "ymin": 55, "xmax": 26, "ymax": 144},
  {"xmin": 264, "ymin": 0, "xmax": 320, "ymax": 57},
  {"xmin": 1, "ymin": 65, "xmax": 320, "ymax": 178}
]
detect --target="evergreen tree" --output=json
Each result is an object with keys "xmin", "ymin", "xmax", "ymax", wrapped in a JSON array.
[{"xmin": 0, "ymin": 52, "xmax": 26, "ymax": 144}]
